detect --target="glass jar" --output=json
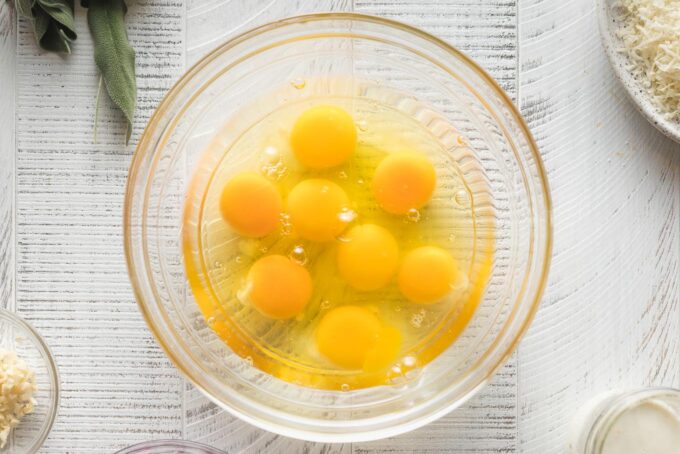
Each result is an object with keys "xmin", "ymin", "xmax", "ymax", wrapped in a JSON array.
[{"xmin": 571, "ymin": 388, "xmax": 680, "ymax": 454}]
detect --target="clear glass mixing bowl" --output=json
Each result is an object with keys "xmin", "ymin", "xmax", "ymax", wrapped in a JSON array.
[{"xmin": 124, "ymin": 13, "xmax": 551, "ymax": 442}]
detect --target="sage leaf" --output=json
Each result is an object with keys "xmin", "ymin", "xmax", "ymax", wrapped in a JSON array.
[
  {"xmin": 32, "ymin": 6, "xmax": 73, "ymax": 53},
  {"xmin": 14, "ymin": 0, "xmax": 34, "ymax": 19},
  {"xmin": 37, "ymin": 0, "xmax": 77, "ymax": 40},
  {"xmin": 23, "ymin": 0, "xmax": 76, "ymax": 53},
  {"xmin": 84, "ymin": 0, "xmax": 136, "ymax": 143}
]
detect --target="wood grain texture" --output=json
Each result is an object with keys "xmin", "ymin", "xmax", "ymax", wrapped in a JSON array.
[
  {"xmin": 14, "ymin": 2, "xmax": 186, "ymax": 451},
  {"xmin": 186, "ymin": 0, "xmax": 352, "ymax": 65},
  {"xmin": 0, "ymin": 2, "xmax": 15, "ymax": 312},
  {"xmin": 183, "ymin": 2, "xmax": 355, "ymax": 452},
  {"xmin": 354, "ymin": 0, "xmax": 518, "ymax": 98},
  {"xmin": 351, "ymin": 2, "xmax": 520, "ymax": 452},
  {"xmin": 182, "ymin": 1, "xmax": 522, "ymax": 452},
  {"xmin": 517, "ymin": 1, "xmax": 680, "ymax": 452},
  {"xmin": 1, "ymin": 0, "xmax": 677, "ymax": 452}
]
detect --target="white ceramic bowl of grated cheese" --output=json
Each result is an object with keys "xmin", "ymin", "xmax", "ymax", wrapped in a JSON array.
[
  {"xmin": 598, "ymin": 0, "xmax": 680, "ymax": 144},
  {"xmin": 0, "ymin": 310, "xmax": 59, "ymax": 453}
]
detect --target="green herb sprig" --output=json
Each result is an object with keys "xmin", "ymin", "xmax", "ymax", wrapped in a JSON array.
[{"xmin": 13, "ymin": 0, "xmax": 136, "ymax": 143}]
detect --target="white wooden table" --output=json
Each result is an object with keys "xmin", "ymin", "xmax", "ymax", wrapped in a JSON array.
[{"xmin": 1, "ymin": 1, "xmax": 678, "ymax": 452}]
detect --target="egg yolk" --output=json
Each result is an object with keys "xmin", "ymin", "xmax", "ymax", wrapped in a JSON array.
[
  {"xmin": 287, "ymin": 179, "xmax": 351, "ymax": 242},
  {"xmin": 337, "ymin": 224, "xmax": 399, "ymax": 291},
  {"xmin": 316, "ymin": 306, "xmax": 401, "ymax": 370},
  {"xmin": 372, "ymin": 152, "xmax": 436, "ymax": 215},
  {"xmin": 363, "ymin": 325, "xmax": 402, "ymax": 373},
  {"xmin": 290, "ymin": 105, "xmax": 357, "ymax": 169},
  {"xmin": 219, "ymin": 172, "xmax": 282, "ymax": 237},
  {"xmin": 398, "ymin": 246, "xmax": 460, "ymax": 304},
  {"xmin": 244, "ymin": 255, "xmax": 312, "ymax": 319}
]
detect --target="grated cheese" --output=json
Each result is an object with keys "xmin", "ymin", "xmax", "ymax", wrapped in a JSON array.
[
  {"xmin": 0, "ymin": 349, "xmax": 37, "ymax": 448},
  {"xmin": 614, "ymin": 0, "xmax": 680, "ymax": 121}
]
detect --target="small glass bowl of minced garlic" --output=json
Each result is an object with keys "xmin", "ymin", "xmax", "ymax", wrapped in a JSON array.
[{"xmin": 0, "ymin": 309, "xmax": 59, "ymax": 453}]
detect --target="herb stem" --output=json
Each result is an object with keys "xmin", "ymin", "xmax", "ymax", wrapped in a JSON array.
[{"xmin": 94, "ymin": 75, "xmax": 103, "ymax": 144}]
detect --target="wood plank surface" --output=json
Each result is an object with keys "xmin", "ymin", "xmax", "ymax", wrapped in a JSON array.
[
  {"xmin": 0, "ymin": 2, "xmax": 15, "ymax": 312},
  {"xmin": 13, "ymin": 2, "xmax": 186, "ymax": 452},
  {"xmin": 351, "ymin": 2, "xmax": 521, "ymax": 452},
  {"xmin": 517, "ymin": 1, "xmax": 680, "ymax": 452},
  {"xmin": 182, "ymin": 2, "xmax": 353, "ymax": 452},
  {"xmin": 182, "ymin": 1, "xmax": 522, "ymax": 452},
  {"xmin": 0, "ymin": 0, "xmax": 678, "ymax": 452}
]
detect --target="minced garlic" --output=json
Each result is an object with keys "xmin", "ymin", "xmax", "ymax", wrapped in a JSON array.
[
  {"xmin": 614, "ymin": 0, "xmax": 680, "ymax": 121},
  {"xmin": 0, "ymin": 349, "xmax": 37, "ymax": 448}
]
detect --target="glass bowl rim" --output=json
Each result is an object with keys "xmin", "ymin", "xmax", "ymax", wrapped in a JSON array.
[
  {"xmin": 124, "ymin": 12, "xmax": 553, "ymax": 442},
  {"xmin": 114, "ymin": 439, "xmax": 226, "ymax": 453},
  {"xmin": 0, "ymin": 308, "xmax": 60, "ymax": 453}
]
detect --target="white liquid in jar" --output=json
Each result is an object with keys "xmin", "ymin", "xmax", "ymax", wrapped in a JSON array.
[{"xmin": 601, "ymin": 399, "xmax": 680, "ymax": 454}]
